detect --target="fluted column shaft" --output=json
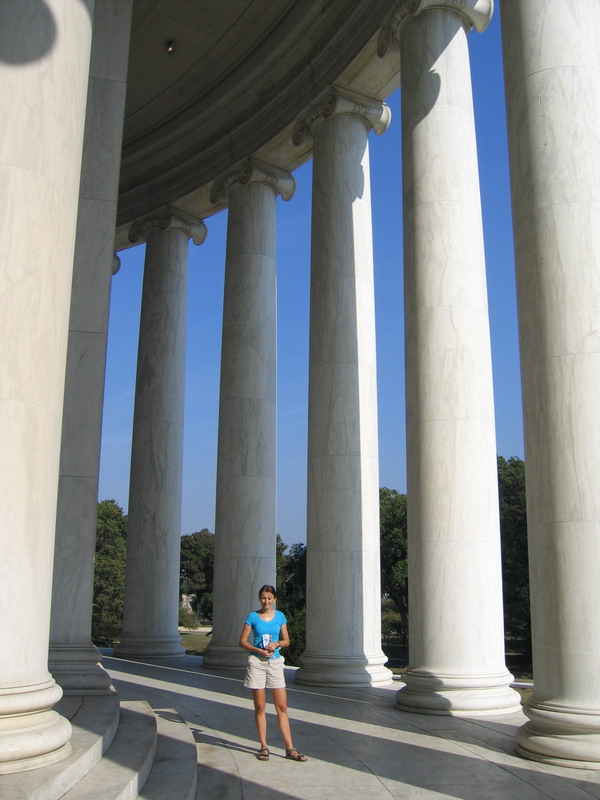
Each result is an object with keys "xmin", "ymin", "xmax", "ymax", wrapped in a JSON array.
[
  {"xmin": 115, "ymin": 211, "xmax": 206, "ymax": 658},
  {"xmin": 294, "ymin": 89, "xmax": 392, "ymax": 687},
  {"xmin": 392, "ymin": 1, "xmax": 519, "ymax": 714},
  {"xmin": 203, "ymin": 160, "xmax": 294, "ymax": 669},
  {"xmin": 50, "ymin": 0, "xmax": 133, "ymax": 695},
  {"xmin": 501, "ymin": 0, "xmax": 600, "ymax": 767},
  {"xmin": 0, "ymin": 0, "xmax": 94, "ymax": 773}
]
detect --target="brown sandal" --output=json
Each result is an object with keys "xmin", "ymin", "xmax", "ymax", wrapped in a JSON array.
[
  {"xmin": 257, "ymin": 747, "xmax": 269, "ymax": 761},
  {"xmin": 285, "ymin": 747, "xmax": 307, "ymax": 762}
]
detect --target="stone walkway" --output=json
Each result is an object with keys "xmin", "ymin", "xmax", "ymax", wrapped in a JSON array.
[{"xmin": 103, "ymin": 654, "xmax": 600, "ymax": 799}]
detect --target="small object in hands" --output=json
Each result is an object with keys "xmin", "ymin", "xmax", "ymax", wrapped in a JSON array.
[
  {"xmin": 285, "ymin": 748, "xmax": 307, "ymax": 762},
  {"xmin": 257, "ymin": 747, "xmax": 269, "ymax": 761}
]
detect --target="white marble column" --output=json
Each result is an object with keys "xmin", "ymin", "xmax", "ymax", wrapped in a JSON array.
[
  {"xmin": 50, "ymin": 0, "xmax": 133, "ymax": 695},
  {"xmin": 0, "ymin": 0, "xmax": 94, "ymax": 774},
  {"xmin": 382, "ymin": 1, "xmax": 520, "ymax": 713},
  {"xmin": 501, "ymin": 0, "xmax": 600, "ymax": 767},
  {"xmin": 293, "ymin": 88, "xmax": 393, "ymax": 687},
  {"xmin": 203, "ymin": 160, "xmax": 294, "ymax": 669},
  {"xmin": 114, "ymin": 210, "xmax": 206, "ymax": 658}
]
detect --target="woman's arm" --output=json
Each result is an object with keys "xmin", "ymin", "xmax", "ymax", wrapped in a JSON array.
[{"xmin": 239, "ymin": 622, "xmax": 271, "ymax": 656}]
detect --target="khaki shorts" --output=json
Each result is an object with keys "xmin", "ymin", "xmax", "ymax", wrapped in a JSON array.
[{"xmin": 244, "ymin": 653, "xmax": 286, "ymax": 689}]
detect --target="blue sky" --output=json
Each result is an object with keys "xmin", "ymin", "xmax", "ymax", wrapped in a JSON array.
[{"xmin": 98, "ymin": 11, "xmax": 523, "ymax": 546}]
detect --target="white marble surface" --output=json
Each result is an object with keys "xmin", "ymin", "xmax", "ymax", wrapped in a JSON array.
[
  {"xmin": 50, "ymin": 0, "xmax": 133, "ymax": 694},
  {"xmin": 207, "ymin": 550, "xmax": 278, "ymax": 666},
  {"xmin": 103, "ymin": 653, "xmax": 600, "ymax": 800},
  {"xmin": 116, "ymin": 217, "xmax": 204, "ymax": 658},
  {"xmin": 295, "ymin": 103, "xmax": 391, "ymax": 688},
  {"xmin": 204, "ymin": 172, "xmax": 284, "ymax": 669},
  {"xmin": 0, "ymin": 0, "xmax": 94, "ymax": 773},
  {"xmin": 397, "ymin": 7, "xmax": 518, "ymax": 715},
  {"xmin": 502, "ymin": 0, "xmax": 600, "ymax": 766}
]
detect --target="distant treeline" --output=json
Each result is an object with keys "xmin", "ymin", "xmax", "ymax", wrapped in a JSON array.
[{"xmin": 92, "ymin": 455, "xmax": 530, "ymax": 666}]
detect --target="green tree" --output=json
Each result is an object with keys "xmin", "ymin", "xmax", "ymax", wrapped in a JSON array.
[
  {"xmin": 278, "ymin": 542, "xmax": 306, "ymax": 615},
  {"xmin": 277, "ymin": 541, "xmax": 307, "ymax": 666},
  {"xmin": 180, "ymin": 528, "xmax": 214, "ymax": 619},
  {"xmin": 379, "ymin": 488, "xmax": 408, "ymax": 642},
  {"xmin": 497, "ymin": 455, "xmax": 530, "ymax": 649},
  {"xmin": 276, "ymin": 533, "xmax": 287, "ymax": 576},
  {"xmin": 92, "ymin": 500, "xmax": 127, "ymax": 647},
  {"xmin": 381, "ymin": 605, "xmax": 404, "ymax": 645}
]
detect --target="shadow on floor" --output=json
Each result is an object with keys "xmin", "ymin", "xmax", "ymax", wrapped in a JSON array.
[{"xmin": 100, "ymin": 653, "xmax": 600, "ymax": 800}]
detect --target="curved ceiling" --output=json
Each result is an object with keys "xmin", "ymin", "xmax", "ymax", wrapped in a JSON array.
[{"xmin": 117, "ymin": 0, "xmax": 400, "ymax": 228}]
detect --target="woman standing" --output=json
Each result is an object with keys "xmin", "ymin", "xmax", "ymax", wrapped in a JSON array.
[{"xmin": 239, "ymin": 584, "xmax": 307, "ymax": 762}]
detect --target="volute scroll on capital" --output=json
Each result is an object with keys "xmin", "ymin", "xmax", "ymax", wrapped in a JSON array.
[
  {"xmin": 377, "ymin": 0, "xmax": 493, "ymax": 56},
  {"xmin": 128, "ymin": 207, "xmax": 207, "ymax": 246},
  {"xmin": 209, "ymin": 158, "xmax": 296, "ymax": 205},
  {"xmin": 293, "ymin": 87, "xmax": 391, "ymax": 146}
]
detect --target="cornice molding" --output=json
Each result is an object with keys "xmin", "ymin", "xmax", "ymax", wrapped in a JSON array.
[
  {"xmin": 378, "ymin": 0, "xmax": 493, "ymax": 57},
  {"xmin": 128, "ymin": 207, "xmax": 207, "ymax": 246},
  {"xmin": 117, "ymin": 0, "xmax": 397, "ymax": 228},
  {"xmin": 293, "ymin": 86, "xmax": 391, "ymax": 146},
  {"xmin": 209, "ymin": 158, "xmax": 296, "ymax": 205}
]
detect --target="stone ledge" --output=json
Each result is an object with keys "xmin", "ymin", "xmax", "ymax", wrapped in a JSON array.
[
  {"xmin": 0, "ymin": 692, "xmax": 119, "ymax": 800},
  {"xmin": 61, "ymin": 701, "xmax": 156, "ymax": 800},
  {"xmin": 138, "ymin": 708, "xmax": 198, "ymax": 800}
]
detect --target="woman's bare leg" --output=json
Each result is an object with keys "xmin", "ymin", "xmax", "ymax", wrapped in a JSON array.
[
  {"xmin": 252, "ymin": 689, "xmax": 268, "ymax": 749},
  {"xmin": 270, "ymin": 687, "xmax": 293, "ymax": 750}
]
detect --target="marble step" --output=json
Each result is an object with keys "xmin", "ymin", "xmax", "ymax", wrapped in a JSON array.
[
  {"xmin": 0, "ymin": 692, "xmax": 120, "ymax": 800},
  {"xmin": 60, "ymin": 700, "xmax": 157, "ymax": 800},
  {"xmin": 137, "ymin": 708, "xmax": 198, "ymax": 800}
]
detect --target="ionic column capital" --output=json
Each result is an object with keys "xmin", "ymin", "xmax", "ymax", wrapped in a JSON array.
[
  {"xmin": 112, "ymin": 254, "xmax": 121, "ymax": 275},
  {"xmin": 128, "ymin": 207, "xmax": 207, "ymax": 246},
  {"xmin": 210, "ymin": 158, "xmax": 295, "ymax": 205},
  {"xmin": 378, "ymin": 0, "xmax": 493, "ymax": 56},
  {"xmin": 293, "ymin": 86, "xmax": 391, "ymax": 146}
]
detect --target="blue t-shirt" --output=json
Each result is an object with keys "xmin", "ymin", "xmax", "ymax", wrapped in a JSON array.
[{"xmin": 245, "ymin": 610, "xmax": 286, "ymax": 658}]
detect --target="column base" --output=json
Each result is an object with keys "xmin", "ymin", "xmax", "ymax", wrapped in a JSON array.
[
  {"xmin": 516, "ymin": 700, "xmax": 600, "ymax": 768},
  {"xmin": 202, "ymin": 643, "xmax": 247, "ymax": 670},
  {"xmin": 49, "ymin": 644, "xmax": 113, "ymax": 694},
  {"xmin": 113, "ymin": 635, "xmax": 185, "ymax": 658},
  {"xmin": 396, "ymin": 668, "xmax": 521, "ymax": 716},
  {"xmin": 294, "ymin": 652, "xmax": 393, "ymax": 687},
  {"xmin": 0, "ymin": 680, "xmax": 72, "ymax": 775}
]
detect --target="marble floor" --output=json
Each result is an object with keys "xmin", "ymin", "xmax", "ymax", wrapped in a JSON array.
[{"xmin": 102, "ymin": 653, "xmax": 600, "ymax": 799}]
